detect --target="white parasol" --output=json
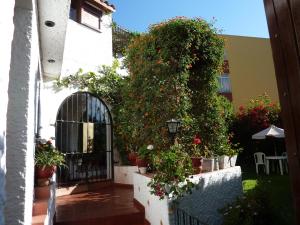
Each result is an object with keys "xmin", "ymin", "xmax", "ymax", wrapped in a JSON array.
[
  {"xmin": 252, "ymin": 125, "xmax": 285, "ymax": 139},
  {"xmin": 252, "ymin": 125, "xmax": 285, "ymax": 156}
]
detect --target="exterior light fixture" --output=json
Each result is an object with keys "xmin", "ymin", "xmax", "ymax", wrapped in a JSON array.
[
  {"xmin": 45, "ymin": 20, "xmax": 55, "ymax": 27},
  {"xmin": 166, "ymin": 118, "xmax": 181, "ymax": 144},
  {"xmin": 48, "ymin": 59, "xmax": 55, "ymax": 63}
]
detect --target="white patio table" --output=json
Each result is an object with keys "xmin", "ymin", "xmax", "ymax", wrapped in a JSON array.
[{"xmin": 265, "ymin": 155, "xmax": 288, "ymax": 175}]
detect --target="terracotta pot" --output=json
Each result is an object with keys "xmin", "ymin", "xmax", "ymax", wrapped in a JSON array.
[
  {"xmin": 191, "ymin": 157, "xmax": 203, "ymax": 174},
  {"xmin": 127, "ymin": 152, "xmax": 138, "ymax": 166},
  {"xmin": 136, "ymin": 157, "xmax": 148, "ymax": 168},
  {"xmin": 36, "ymin": 166, "xmax": 56, "ymax": 179},
  {"xmin": 37, "ymin": 178, "xmax": 50, "ymax": 187}
]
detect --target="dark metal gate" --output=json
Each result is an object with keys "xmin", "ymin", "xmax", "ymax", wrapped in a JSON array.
[{"xmin": 55, "ymin": 92, "xmax": 113, "ymax": 186}]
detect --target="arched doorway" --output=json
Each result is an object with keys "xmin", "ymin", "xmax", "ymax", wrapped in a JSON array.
[{"xmin": 55, "ymin": 92, "xmax": 113, "ymax": 186}]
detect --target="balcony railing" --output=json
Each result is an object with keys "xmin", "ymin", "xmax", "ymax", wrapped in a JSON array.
[{"xmin": 218, "ymin": 75, "xmax": 231, "ymax": 93}]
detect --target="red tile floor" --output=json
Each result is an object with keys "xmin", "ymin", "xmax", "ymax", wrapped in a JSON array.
[{"xmin": 55, "ymin": 185, "xmax": 146, "ymax": 225}]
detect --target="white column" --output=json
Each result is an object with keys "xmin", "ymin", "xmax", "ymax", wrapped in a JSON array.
[
  {"xmin": 0, "ymin": 1, "xmax": 16, "ymax": 225},
  {"xmin": 5, "ymin": 0, "xmax": 40, "ymax": 224}
]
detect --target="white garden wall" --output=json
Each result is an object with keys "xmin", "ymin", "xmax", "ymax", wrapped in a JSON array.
[
  {"xmin": 133, "ymin": 167, "xmax": 242, "ymax": 225},
  {"xmin": 114, "ymin": 166, "xmax": 138, "ymax": 185},
  {"xmin": 5, "ymin": 0, "xmax": 40, "ymax": 224},
  {"xmin": 0, "ymin": 1, "xmax": 16, "ymax": 224}
]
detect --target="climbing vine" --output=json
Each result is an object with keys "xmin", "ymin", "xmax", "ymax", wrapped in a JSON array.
[{"xmin": 124, "ymin": 17, "xmax": 228, "ymax": 154}]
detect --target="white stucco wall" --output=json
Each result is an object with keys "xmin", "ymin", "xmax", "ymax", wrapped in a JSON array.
[
  {"xmin": 39, "ymin": 81, "xmax": 78, "ymax": 140},
  {"xmin": 5, "ymin": 0, "xmax": 40, "ymax": 224},
  {"xmin": 61, "ymin": 14, "xmax": 113, "ymax": 77},
  {"xmin": 134, "ymin": 167, "xmax": 242, "ymax": 225},
  {"xmin": 41, "ymin": 12, "xmax": 114, "ymax": 137},
  {"xmin": 0, "ymin": 1, "xmax": 16, "ymax": 224}
]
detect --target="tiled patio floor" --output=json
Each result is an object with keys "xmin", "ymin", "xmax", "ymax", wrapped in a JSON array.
[{"xmin": 55, "ymin": 185, "xmax": 146, "ymax": 225}]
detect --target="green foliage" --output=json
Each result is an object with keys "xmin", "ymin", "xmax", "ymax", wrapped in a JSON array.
[
  {"xmin": 35, "ymin": 140, "xmax": 65, "ymax": 167},
  {"xmin": 137, "ymin": 145, "xmax": 153, "ymax": 160},
  {"xmin": 56, "ymin": 60, "xmax": 123, "ymax": 105},
  {"xmin": 148, "ymin": 144, "xmax": 194, "ymax": 200},
  {"xmin": 112, "ymin": 23, "xmax": 140, "ymax": 56},
  {"xmin": 218, "ymin": 95, "xmax": 234, "ymax": 127}
]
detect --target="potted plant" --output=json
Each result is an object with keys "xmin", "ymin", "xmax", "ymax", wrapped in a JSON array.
[
  {"xmin": 35, "ymin": 139, "xmax": 65, "ymax": 183},
  {"xmin": 190, "ymin": 135, "xmax": 203, "ymax": 174},
  {"xmin": 136, "ymin": 145, "xmax": 153, "ymax": 174},
  {"xmin": 218, "ymin": 143, "xmax": 242, "ymax": 169},
  {"xmin": 127, "ymin": 151, "xmax": 138, "ymax": 166},
  {"xmin": 201, "ymin": 145, "xmax": 215, "ymax": 172}
]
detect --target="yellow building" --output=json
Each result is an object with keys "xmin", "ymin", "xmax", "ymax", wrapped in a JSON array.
[{"xmin": 219, "ymin": 35, "xmax": 279, "ymax": 111}]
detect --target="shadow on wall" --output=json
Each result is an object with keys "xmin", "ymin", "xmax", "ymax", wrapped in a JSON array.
[{"xmin": 174, "ymin": 172, "xmax": 242, "ymax": 225}]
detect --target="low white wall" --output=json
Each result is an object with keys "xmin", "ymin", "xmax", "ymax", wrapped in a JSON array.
[
  {"xmin": 133, "ymin": 167, "xmax": 242, "ymax": 225},
  {"xmin": 114, "ymin": 166, "xmax": 138, "ymax": 185},
  {"xmin": 134, "ymin": 173, "xmax": 170, "ymax": 225}
]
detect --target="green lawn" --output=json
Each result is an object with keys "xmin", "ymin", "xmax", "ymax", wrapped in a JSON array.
[{"xmin": 242, "ymin": 169, "xmax": 295, "ymax": 225}]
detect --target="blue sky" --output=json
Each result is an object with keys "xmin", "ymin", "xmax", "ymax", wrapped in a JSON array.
[{"xmin": 110, "ymin": 0, "xmax": 269, "ymax": 38}]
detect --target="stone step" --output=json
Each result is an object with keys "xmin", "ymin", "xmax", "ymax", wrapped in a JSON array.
[
  {"xmin": 32, "ymin": 199, "xmax": 48, "ymax": 216},
  {"xmin": 54, "ymin": 211, "xmax": 145, "ymax": 225},
  {"xmin": 35, "ymin": 186, "xmax": 51, "ymax": 199},
  {"xmin": 32, "ymin": 214, "xmax": 46, "ymax": 225}
]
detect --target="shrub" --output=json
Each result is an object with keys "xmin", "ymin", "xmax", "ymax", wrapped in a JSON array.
[
  {"xmin": 230, "ymin": 94, "xmax": 281, "ymax": 165},
  {"xmin": 125, "ymin": 17, "xmax": 227, "ymax": 154}
]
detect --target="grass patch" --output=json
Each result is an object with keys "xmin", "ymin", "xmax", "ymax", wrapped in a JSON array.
[{"xmin": 242, "ymin": 169, "xmax": 294, "ymax": 225}]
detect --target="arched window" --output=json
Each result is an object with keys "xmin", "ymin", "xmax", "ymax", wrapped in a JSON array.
[{"xmin": 55, "ymin": 92, "xmax": 112, "ymax": 186}]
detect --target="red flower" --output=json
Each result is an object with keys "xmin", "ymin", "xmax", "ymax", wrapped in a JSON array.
[
  {"xmin": 46, "ymin": 140, "xmax": 52, "ymax": 145},
  {"xmin": 193, "ymin": 135, "xmax": 201, "ymax": 145},
  {"xmin": 155, "ymin": 185, "xmax": 164, "ymax": 197},
  {"xmin": 239, "ymin": 106, "xmax": 245, "ymax": 111}
]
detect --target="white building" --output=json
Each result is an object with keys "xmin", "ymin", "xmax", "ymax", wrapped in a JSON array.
[{"xmin": 0, "ymin": 0, "xmax": 115, "ymax": 224}]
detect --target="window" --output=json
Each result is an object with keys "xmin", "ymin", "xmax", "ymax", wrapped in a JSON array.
[
  {"xmin": 69, "ymin": 4, "xmax": 77, "ymax": 21},
  {"xmin": 81, "ymin": 2, "xmax": 102, "ymax": 30},
  {"xmin": 69, "ymin": 0, "xmax": 103, "ymax": 31},
  {"xmin": 218, "ymin": 75, "xmax": 232, "ymax": 93}
]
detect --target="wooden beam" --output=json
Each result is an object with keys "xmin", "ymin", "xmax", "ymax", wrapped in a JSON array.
[{"xmin": 264, "ymin": 0, "xmax": 300, "ymax": 224}]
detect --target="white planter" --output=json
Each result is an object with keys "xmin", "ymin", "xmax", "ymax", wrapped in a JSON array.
[
  {"xmin": 219, "ymin": 155, "xmax": 238, "ymax": 169},
  {"xmin": 202, "ymin": 158, "xmax": 214, "ymax": 172},
  {"xmin": 138, "ymin": 167, "xmax": 147, "ymax": 174}
]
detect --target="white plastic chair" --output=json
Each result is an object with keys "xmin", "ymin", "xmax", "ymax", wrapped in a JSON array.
[
  {"xmin": 254, "ymin": 152, "xmax": 266, "ymax": 174},
  {"xmin": 282, "ymin": 152, "xmax": 289, "ymax": 173}
]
